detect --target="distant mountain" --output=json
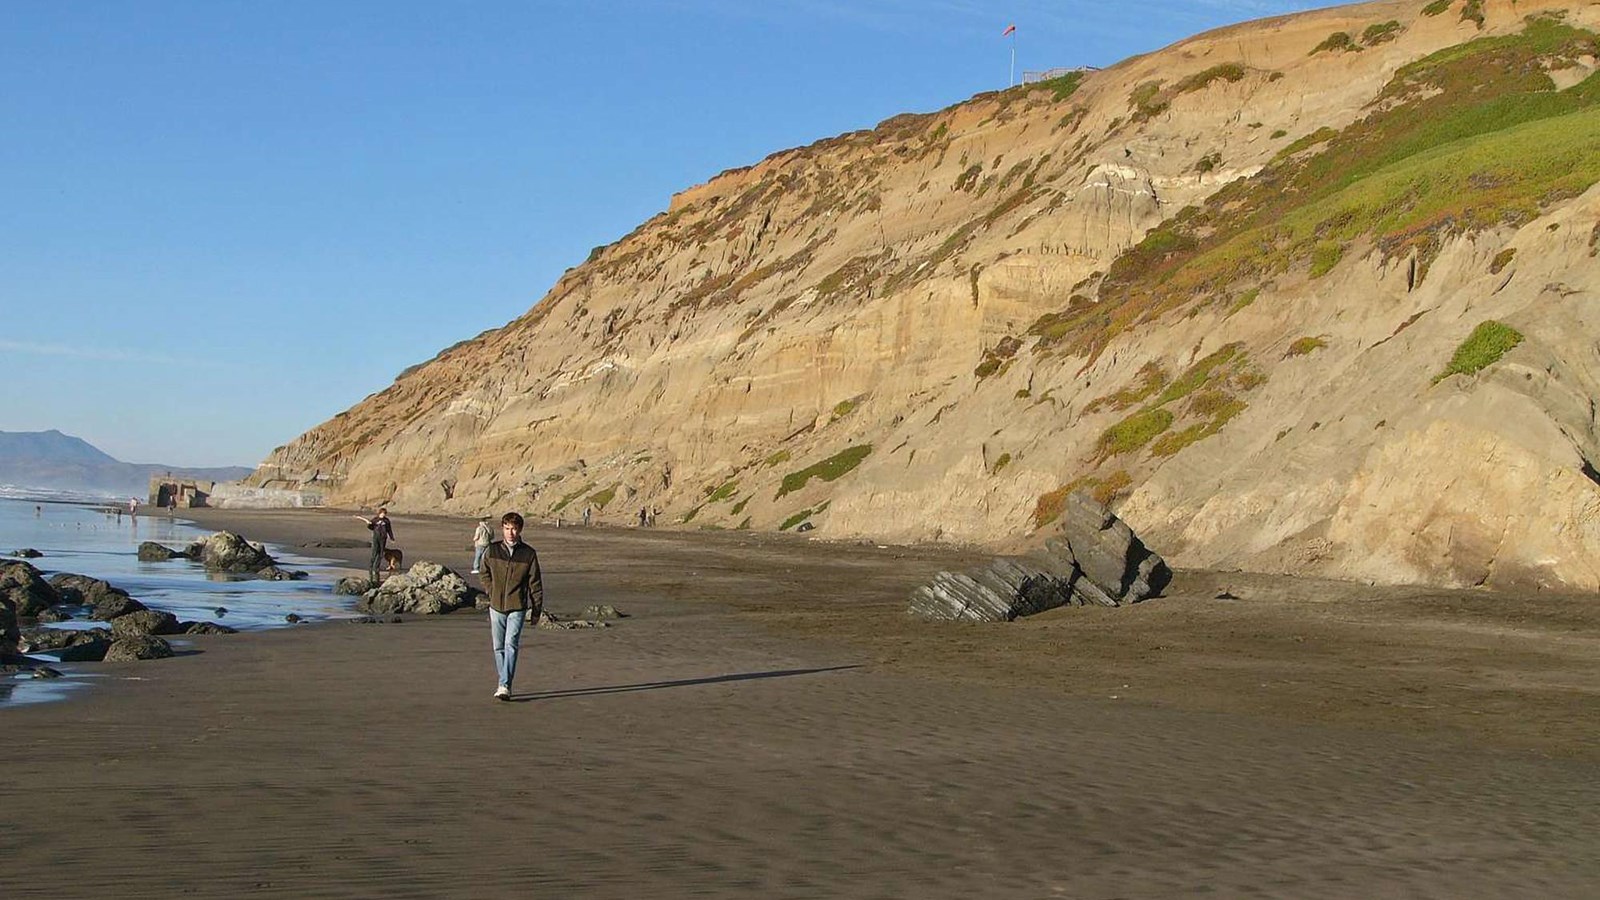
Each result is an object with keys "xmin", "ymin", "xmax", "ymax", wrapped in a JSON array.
[{"xmin": 0, "ymin": 430, "xmax": 253, "ymax": 497}]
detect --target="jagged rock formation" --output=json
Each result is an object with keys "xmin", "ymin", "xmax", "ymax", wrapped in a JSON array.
[
  {"xmin": 249, "ymin": 0, "xmax": 1600, "ymax": 590},
  {"xmin": 910, "ymin": 491, "xmax": 1170, "ymax": 621}
]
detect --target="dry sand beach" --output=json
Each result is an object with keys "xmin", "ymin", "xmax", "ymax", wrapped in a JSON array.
[{"xmin": 6, "ymin": 507, "xmax": 1600, "ymax": 898}]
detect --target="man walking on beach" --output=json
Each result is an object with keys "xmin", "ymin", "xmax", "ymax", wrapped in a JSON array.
[
  {"xmin": 356, "ymin": 508, "xmax": 395, "ymax": 583},
  {"xmin": 480, "ymin": 511, "xmax": 543, "ymax": 701},
  {"xmin": 471, "ymin": 516, "xmax": 492, "ymax": 574}
]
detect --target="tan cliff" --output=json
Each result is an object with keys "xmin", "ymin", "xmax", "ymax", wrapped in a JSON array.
[{"xmin": 250, "ymin": 0, "xmax": 1600, "ymax": 590}]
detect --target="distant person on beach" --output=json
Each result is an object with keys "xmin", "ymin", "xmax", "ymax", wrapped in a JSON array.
[
  {"xmin": 355, "ymin": 508, "xmax": 395, "ymax": 582},
  {"xmin": 129, "ymin": 498, "xmax": 139, "ymax": 517},
  {"xmin": 471, "ymin": 516, "xmax": 492, "ymax": 574},
  {"xmin": 638, "ymin": 507, "xmax": 648, "ymax": 527},
  {"xmin": 480, "ymin": 511, "xmax": 543, "ymax": 701},
  {"xmin": 582, "ymin": 506, "xmax": 592, "ymax": 526}
]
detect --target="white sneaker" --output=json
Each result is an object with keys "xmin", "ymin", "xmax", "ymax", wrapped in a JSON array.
[{"xmin": 494, "ymin": 684, "xmax": 510, "ymax": 700}]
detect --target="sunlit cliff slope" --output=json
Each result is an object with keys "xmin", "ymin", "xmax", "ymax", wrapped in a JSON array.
[{"xmin": 252, "ymin": 0, "xmax": 1600, "ymax": 589}]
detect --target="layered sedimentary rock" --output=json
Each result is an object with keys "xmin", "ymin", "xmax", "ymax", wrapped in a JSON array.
[
  {"xmin": 910, "ymin": 491, "xmax": 1170, "ymax": 621},
  {"xmin": 250, "ymin": 0, "xmax": 1600, "ymax": 589}
]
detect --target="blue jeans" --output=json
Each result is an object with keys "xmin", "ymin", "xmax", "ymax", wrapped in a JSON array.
[
  {"xmin": 472, "ymin": 544, "xmax": 488, "ymax": 571},
  {"xmin": 489, "ymin": 608, "xmax": 527, "ymax": 689}
]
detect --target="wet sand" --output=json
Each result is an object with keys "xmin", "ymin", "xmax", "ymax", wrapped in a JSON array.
[{"xmin": 4, "ymin": 506, "xmax": 1599, "ymax": 897}]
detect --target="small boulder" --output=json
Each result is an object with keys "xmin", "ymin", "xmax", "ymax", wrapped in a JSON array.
[
  {"xmin": 357, "ymin": 561, "xmax": 479, "ymax": 616},
  {"xmin": 104, "ymin": 634, "xmax": 174, "ymax": 662},
  {"xmin": 2, "ymin": 560, "xmax": 61, "ymax": 618},
  {"xmin": 580, "ymin": 604, "xmax": 627, "ymax": 621},
  {"xmin": 348, "ymin": 615, "xmax": 403, "ymax": 625},
  {"xmin": 184, "ymin": 532, "xmax": 275, "ymax": 573},
  {"xmin": 137, "ymin": 541, "xmax": 183, "ymax": 561},
  {"xmin": 111, "ymin": 609, "xmax": 183, "ymax": 638},
  {"xmin": 256, "ymin": 565, "xmax": 308, "ymax": 581},
  {"xmin": 56, "ymin": 635, "xmax": 112, "ymax": 662},
  {"xmin": 12, "ymin": 548, "xmax": 43, "ymax": 558},
  {"xmin": 182, "ymin": 621, "xmax": 239, "ymax": 635},
  {"xmin": 333, "ymin": 576, "xmax": 374, "ymax": 596}
]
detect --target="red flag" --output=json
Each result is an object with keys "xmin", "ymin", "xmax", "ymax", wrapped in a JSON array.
[{"xmin": 1002, "ymin": 24, "xmax": 1016, "ymax": 36}]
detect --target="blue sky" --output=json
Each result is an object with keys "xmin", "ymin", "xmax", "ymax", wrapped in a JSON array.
[{"xmin": 0, "ymin": 0, "xmax": 1324, "ymax": 467}]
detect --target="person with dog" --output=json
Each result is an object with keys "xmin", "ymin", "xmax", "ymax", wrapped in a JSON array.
[
  {"xmin": 355, "ymin": 508, "xmax": 396, "ymax": 583},
  {"xmin": 480, "ymin": 511, "xmax": 543, "ymax": 701}
]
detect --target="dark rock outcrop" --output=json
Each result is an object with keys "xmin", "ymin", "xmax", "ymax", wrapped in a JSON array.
[
  {"xmin": 357, "ymin": 562, "xmax": 478, "ymax": 615},
  {"xmin": 50, "ymin": 574, "xmax": 146, "ymax": 620},
  {"xmin": 104, "ymin": 633, "xmax": 174, "ymax": 661},
  {"xmin": 0, "ymin": 602, "xmax": 19, "ymax": 663},
  {"xmin": 12, "ymin": 548, "xmax": 43, "ymax": 558},
  {"xmin": 182, "ymin": 621, "xmax": 239, "ymax": 635},
  {"xmin": 137, "ymin": 542, "xmax": 183, "ymax": 561},
  {"xmin": 2, "ymin": 560, "xmax": 61, "ymax": 618},
  {"xmin": 333, "ymin": 576, "xmax": 374, "ymax": 596},
  {"xmin": 909, "ymin": 492, "xmax": 1171, "ymax": 622},
  {"xmin": 256, "ymin": 565, "xmax": 308, "ymax": 581},
  {"xmin": 111, "ymin": 609, "xmax": 183, "ymax": 638}
]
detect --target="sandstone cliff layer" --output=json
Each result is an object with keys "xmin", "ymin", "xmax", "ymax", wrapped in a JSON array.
[{"xmin": 252, "ymin": 0, "xmax": 1600, "ymax": 590}]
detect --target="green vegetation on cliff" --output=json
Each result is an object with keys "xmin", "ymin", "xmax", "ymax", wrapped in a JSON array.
[
  {"xmin": 1433, "ymin": 321, "xmax": 1524, "ymax": 383},
  {"xmin": 775, "ymin": 445, "xmax": 873, "ymax": 499},
  {"xmin": 1034, "ymin": 18, "xmax": 1600, "ymax": 364}
]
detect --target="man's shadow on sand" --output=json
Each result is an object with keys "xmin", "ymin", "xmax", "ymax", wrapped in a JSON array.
[{"xmin": 509, "ymin": 665, "xmax": 860, "ymax": 702}]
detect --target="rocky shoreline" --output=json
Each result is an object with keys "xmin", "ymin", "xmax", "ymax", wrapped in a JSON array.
[{"xmin": 4, "ymin": 524, "xmax": 628, "ymax": 690}]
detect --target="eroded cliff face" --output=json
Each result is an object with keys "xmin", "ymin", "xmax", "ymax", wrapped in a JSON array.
[{"xmin": 253, "ymin": 0, "xmax": 1600, "ymax": 590}]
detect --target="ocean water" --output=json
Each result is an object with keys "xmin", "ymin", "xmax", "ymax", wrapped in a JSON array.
[{"xmin": 1, "ymin": 495, "xmax": 357, "ymax": 706}]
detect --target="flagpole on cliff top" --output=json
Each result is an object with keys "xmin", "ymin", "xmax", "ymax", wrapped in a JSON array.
[{"xmin": 1004, "ymin": 24, "xmax": 1017, "ymax": 86}]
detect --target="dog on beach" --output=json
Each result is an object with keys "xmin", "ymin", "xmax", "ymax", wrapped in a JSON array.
[{"xmin": 383, "ymin": 547, "xmax": 403, "ymax": 572}]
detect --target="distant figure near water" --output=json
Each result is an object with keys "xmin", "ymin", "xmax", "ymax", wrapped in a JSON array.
[{"xmin": 355, "ymin": 508, "xmax": 396, "ymax": 583}]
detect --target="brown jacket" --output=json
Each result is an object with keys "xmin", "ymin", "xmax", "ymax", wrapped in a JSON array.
[{"xmin": 480, "ymin": 540, "xmax": 543, "ymax": 614}]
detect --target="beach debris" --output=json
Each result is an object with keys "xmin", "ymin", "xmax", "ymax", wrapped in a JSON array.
[
  {"xmin": 111, "ymin": 609, "xmax": 183, "ymax": 638},
  {"xmin": 908, "ymin": 490, "xmax": 1171, "ymax": 622},
  {"xmin": 356, "ymin": 561, "xmax": 479, "ymax": 616},
  {"xmin": 11, "ymin": 548, "xmax": 43, "ymax": 558},
  {"xmin": 137, "ymin": 541, "xmax": 183, "ymax": 561},
  {"xmin": 49, "ymin": 573, "xmax": 145, "ymax": 620},
  {"xmin": 104, "ymin": 633, "xmax": 175, "ymax": 662},
  {"xmin": 285, "ymin": 613, "xmax": 304, "ymax": 623},
  {"xmin": 1214, "ymin": 590, "xmax": 1240, "ymax": 601},
  {"xmin": 536, "ymin": 610, "xmax": 610, "ymax": 630},
  {"xmin": 349, "ymin": 615, "xmax": 403, "ymax": 625},
  {"xmin": 182, "ymin": 621, "xmax": 238, "ymax": 635},
  {"xmin": 2, "ymin": 560, "xmax": 62, "ymax": 618},
  {"xmin": 580, "ymin": 604, "xmax": 628, "ymax": 620}
]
